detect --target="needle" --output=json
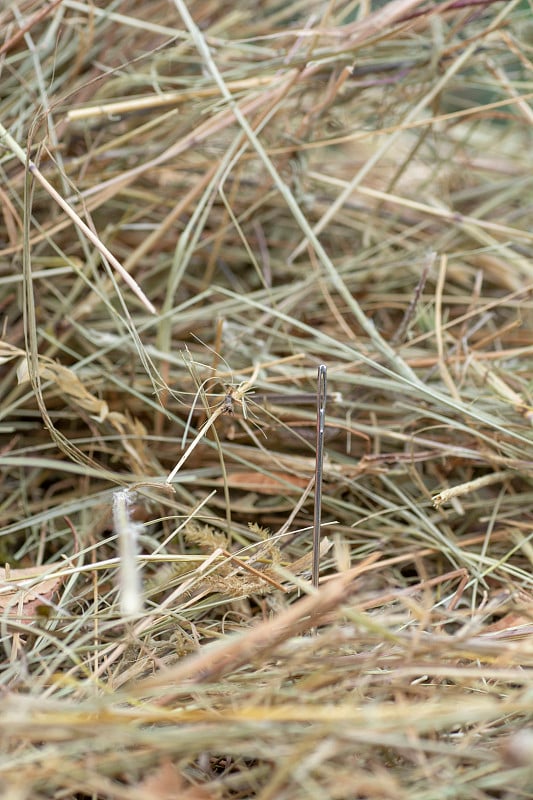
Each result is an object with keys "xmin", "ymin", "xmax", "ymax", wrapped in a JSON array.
[{"xmin": 312, "ymin": 365, "xmax": 327, "ymax": 589}]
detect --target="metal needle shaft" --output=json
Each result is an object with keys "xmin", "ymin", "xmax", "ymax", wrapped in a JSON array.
[{"xmin": 312, "ymin": 365, "xmax": 327, "ymax": 588}]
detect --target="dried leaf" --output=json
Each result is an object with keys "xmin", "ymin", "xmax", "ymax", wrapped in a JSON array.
[
  {"xmin": 217, "ymin": 470, "xmax": 309, "ymax": 495},
  {"xmin": 0, "ymin": 564, "xmax": 62, "ymax": 620}
]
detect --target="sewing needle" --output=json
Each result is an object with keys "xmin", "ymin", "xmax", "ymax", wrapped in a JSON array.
[{"xmin": 312, "ymin": 364, "xmax": 327, "ymax": 589}]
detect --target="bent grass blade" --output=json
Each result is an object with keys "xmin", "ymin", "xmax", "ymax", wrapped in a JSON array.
[{"xmin": 166, "ymin": 362, "xmax": 260, "ymax": 484}]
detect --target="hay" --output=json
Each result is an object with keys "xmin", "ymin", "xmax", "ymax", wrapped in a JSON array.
[{"xmin": 1, "ymin": 0, "xmax": 533, "ymax": 797}]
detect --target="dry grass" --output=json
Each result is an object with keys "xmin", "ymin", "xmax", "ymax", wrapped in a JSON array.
[{"xmin": 2, "ymin": 0, "xmax": 533, "ymax": 797}]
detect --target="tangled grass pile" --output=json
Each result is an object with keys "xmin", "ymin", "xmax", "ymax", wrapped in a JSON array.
[{"xmin": 1, "ymin": 0, "xmax": 533, "ymax": 797}]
